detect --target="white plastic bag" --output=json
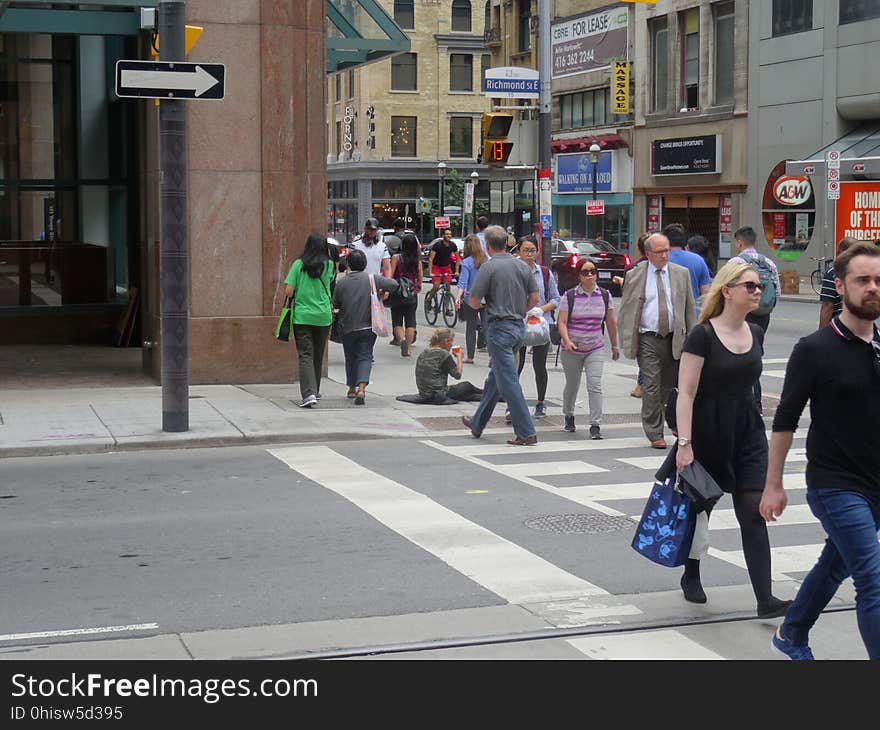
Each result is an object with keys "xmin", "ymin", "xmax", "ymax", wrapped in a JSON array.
[
  {"xmin": 522, "ymin": 313, "xmax": 550, "ymax": 347},
  {"xmin": 369, "ymin": 274, "xmax": 390, "ymax": 337}
]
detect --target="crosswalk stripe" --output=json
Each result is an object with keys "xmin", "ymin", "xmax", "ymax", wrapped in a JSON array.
[
  {"xmin": 628, "ymin": 503, "xmax": 818, "ymax": 530},
  {"xmin": 268, "ymin": 445, "xmax": 611, "ymax": 603},
  {"xmin": 450, "ymin": 436, "xmax": 657, "ymax": 457},
  {"xmin": 567, "ymin": 630, "xmax": 724, "ymax": 660},
  {"xmin": 502, "ymin": 460, "xmax": 608, "ymax": 477},
  {"xmin": 616, "ymin": 455, "xmax": 667, "ymax": 470},
  {"xmin": 708, "ymin": 543, "xmax": 825, "ymax": 581}
]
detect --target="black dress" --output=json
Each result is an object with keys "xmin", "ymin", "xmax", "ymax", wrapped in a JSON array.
[{"xmin": 683, "ymin": 322, "xmax": 768, "ymax": 493}]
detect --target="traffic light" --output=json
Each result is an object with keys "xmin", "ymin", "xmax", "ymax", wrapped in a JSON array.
[{"xmin": 481, "ymin": 112, "xmax": 514, "ymax": 167}]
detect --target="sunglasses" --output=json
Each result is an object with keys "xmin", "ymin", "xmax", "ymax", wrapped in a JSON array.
[
  {"xmin": 579, "ymin": 269, "xmax": 597, "ymax": 277},
  {"xmin": 728, "ymin": 281, "xmax": 764, "ymax": 293}
]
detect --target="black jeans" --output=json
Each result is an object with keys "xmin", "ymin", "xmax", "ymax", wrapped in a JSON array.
[
  {"xmin": 746, "ymin": 311, "xmax": 770, "ymax": 413},
  {"xmin": 517, "ymin": 342, "xmax": 550, "ymax": 402},
  {"xmin": 292, "ymin": 324, "xmax": 330, "ymax": 399}
]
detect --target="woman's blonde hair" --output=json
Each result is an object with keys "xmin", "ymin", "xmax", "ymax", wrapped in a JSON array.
[
  {"xmin": 698, "ymin": 261, "xmax": 755, "ymax": 323},
  {"xmin": 430, "ymin": 328, "xmax": 455, "ymax": 348},
  {"xmin": 462, "ymin": 234, "xmax": 485, "ymax": 268}
]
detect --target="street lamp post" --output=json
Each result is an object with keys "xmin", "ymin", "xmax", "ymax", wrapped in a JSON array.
[
  {"xmin": 470, "ymin": 170, "xmax": 479, "ymax": 234},
  {"xmin": 437, "ymin": 162, "xmax": 447, "ymax": 226},
  {"xmin": 589, "ymin": 142, "xmax": 601, "ymax": 239}
]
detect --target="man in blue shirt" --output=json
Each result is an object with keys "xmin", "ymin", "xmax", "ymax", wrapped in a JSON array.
[{"xmin": 663, "ymin": 223, "xmax": 711, "ymax": 311}]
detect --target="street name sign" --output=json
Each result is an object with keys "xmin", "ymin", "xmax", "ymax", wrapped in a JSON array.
[{"xmin": 116, "ymin": 60, "xmax": 225, "ymax": 100}]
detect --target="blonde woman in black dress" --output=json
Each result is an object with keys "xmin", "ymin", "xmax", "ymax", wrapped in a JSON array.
[{"xmin": 674, "ymin": 261, "xmax": 791, "ymax": 618}]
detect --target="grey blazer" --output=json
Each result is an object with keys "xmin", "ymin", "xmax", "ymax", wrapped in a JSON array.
[{"xmin": 617, "ymin": 261, "xmax": 697, "ymax": 360}]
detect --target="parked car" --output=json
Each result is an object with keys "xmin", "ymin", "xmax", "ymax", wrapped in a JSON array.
[
  {"xmin": 550, "ymin": 238, "xmax": 631, "ymax": 296},
  {"xmin": 378, "ymin": 228, "xmax": 417, "ymax": 255}
]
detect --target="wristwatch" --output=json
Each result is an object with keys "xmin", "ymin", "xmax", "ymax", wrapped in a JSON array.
[{"xmin": 677, "ymin": 437, "xmax": 691, "ymax": 447}]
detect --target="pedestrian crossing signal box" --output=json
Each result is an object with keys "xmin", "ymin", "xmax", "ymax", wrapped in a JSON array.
[{"xmin": 481, "ymin": 112, "xmax": 514, "ymax": 167}]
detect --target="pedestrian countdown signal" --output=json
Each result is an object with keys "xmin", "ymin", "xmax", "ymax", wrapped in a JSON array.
[{"xmin": 481, "ymin": 112, "xmax": 514, "ymax": 167}]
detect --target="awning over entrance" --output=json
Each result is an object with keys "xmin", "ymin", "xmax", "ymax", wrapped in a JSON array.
[
  {"xmin": 786, "ymin": 123, "xmax": 880, "ymax": 177},
  {"xmin": 0, "ymin": 1, "xmax": 409, "ymax": 75},
  {"xmin": 550, "ymin": 134, "xmax": 628, "ymax": 155},
  {"xmin": 0, "ymin": 0, "xmax": 151, "ymax": 35},
  {"xmin": 326, "ymin": 0, "xmax": 410, "ymax": 75}
]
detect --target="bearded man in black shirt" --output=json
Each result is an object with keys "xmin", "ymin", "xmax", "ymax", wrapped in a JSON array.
[{"xmin": 761, "ymin": 243, "xmax": 880, "ymax": 660}]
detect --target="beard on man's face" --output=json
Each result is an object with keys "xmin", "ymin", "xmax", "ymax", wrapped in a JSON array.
[{"xmin": 843, "ymin": 286, "xmax": 880, "ymax": 321}]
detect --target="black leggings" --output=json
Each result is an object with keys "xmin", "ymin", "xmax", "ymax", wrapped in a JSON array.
[
  {"xmin": 517, "ymin": 342, "xmax": 549, "ymax": 402},
  {"xmin": 695, "ymin": 491, "xmax": 772, "ymax": 604}
]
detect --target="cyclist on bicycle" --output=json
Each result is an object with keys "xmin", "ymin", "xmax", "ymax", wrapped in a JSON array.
[{"xmin": 428, "ymin": 228, "xmax": 459, "ymax": 302}]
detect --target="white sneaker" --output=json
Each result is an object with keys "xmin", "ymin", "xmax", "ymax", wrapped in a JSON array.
[{"xmin": 298, "ymin": 394, "xmax": 318, "ymax": 408}]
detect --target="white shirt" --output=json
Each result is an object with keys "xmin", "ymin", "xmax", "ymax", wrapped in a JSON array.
[
  {"xmin": 476, "ymin": 231, "xmax": 487, "ymax": 253},
  {"xmin": 639, "ymin": 263, "xmax": 675, "ymax": 333},
  {"xmin": 351, "ymin": 237, "xmax": 390, "ymax": 276}
]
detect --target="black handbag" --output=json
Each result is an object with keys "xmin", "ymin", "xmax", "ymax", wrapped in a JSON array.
[
  {"xmin": 678, "ymin": 459, "xmax": 723, "ymax": 512},
  {"xmin": 329, "ymin": 310, "xmax": 342, "ymax": 343},
  {"xmin": 664, "ymin": 386, "xmax": 678, "ymax": 432},
  {"xmin": 385, "ymin": 275, "xmax": 416, "ymax": 307}
]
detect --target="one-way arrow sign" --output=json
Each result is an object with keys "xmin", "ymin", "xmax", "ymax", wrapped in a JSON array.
[{"xmin": 115, "ymin": 60, "xmax": 225, "ymax": 100}]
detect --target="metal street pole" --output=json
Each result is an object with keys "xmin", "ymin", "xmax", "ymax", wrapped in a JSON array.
[
  {"xmin": 592, "ymin": 166, "xmax": 598, "ymax": 239},
  {"xmin": 160, "ymin": 0, "xmax": 189, "ymax": 432},
  {"xmin": 538, "ymin": 0, "xmax": 552, "ymax": 268}
]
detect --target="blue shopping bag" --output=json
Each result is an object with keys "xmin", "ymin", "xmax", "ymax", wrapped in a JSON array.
[{"xmin": 630, "ymin": 475, "xmax": 697, "ymax": 568}]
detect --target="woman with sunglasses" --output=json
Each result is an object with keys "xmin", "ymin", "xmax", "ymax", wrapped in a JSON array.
[
  {"xmin": 674, "ymin": 261, "xmax": 791, "ymax": 619},
  {"xmin": 556, "ymin": 260, "xmax": 619, "ymax": 439}
]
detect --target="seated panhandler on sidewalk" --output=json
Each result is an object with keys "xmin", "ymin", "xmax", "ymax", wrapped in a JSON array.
[
  {"xmin": 617, "ymin": 233, "xmax": 697, "ymax": 449},
  {"xmin": 461, "ymin": 225, "xmax": 540, "ymax": 446}
]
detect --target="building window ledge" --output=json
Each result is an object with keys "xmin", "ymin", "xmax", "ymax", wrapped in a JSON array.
[
  {"xmin": 644, "ymin": 108, "xmax": 738, "ymax": 128},
  {"xmin": 448, "ymin": 90, "xmax": 476, "ymax": 95},
  {"xmin": 389, "ymin": 89, "xmax": 420, "ymax": 94}
]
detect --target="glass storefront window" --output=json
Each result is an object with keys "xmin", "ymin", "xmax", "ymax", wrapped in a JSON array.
[
  {"xmin": 555, "ymin": 204, "xmax": 631, "ymax": 251},
  {"xmin": 761, "ymin": 160, "xmax": 816, "ymax": 263}
]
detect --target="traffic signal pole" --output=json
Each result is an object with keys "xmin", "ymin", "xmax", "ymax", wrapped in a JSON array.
[
  {"xmin": 159, "ymin": 0, "xmax": 189, "ymax": 432},
  {"xmin": 538, "ymin": 0, "xmax": 552, "ymax": 269}
]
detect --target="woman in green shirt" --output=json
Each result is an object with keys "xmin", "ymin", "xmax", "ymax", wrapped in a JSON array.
[{"xmin": 284, "ymin": 233, "xmax": 335, "ymax": 408}]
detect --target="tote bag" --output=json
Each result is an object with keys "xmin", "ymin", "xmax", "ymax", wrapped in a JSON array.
[
  {"xmin": 630, "ymin": 474, "xmax": 697, "ymax": 568},
  {"xmin": 274, "ymin": 296, "xmax": 294, "ymax": 341},
  {"xmin": 369, "ymin": 274, "xmax": 390, "ymax": 337}
]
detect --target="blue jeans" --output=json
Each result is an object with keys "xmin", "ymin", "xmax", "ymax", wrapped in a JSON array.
[
  {"xmin": 470, "ymin": 319, "xmax": 536, "ymax": 440},
  {"xmin": 782, "ymin": 488, "xmax": 880, "ymax": 659},
  {"xmin": 341, "ymin": 329, "xmax": 376, "ymax": 387}
]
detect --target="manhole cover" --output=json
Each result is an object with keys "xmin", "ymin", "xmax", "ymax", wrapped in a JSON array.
[{"xmin": 524, "ymin": 514, "xmax": 634, "ymax": 535}]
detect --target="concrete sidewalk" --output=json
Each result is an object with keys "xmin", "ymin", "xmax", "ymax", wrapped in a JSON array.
[{"xmin": 0, "ymin": 326, "xmax": 648, "ymax": 458}]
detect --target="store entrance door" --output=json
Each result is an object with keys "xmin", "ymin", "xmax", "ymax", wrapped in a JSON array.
[{"xmin": 1, "ymin": 33, "xmax": 141, "ymax": 346}]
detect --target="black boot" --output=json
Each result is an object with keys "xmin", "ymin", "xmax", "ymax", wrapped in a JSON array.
[
  {"xmin": 564, "ymin": 415, "xmax": 575, "ymax": 433},
  {"xmin": 757, "ymin": 596, "xmax": 792, "ymax": 619},
  {"xmin": 681, "ymin": 559, "xmax": 707, "ymax": 604}
]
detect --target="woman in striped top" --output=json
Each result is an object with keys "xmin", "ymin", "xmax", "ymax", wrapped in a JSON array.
[{"xmin": 556, "ymin": 259, "xmax": 620, "ymax": 439}]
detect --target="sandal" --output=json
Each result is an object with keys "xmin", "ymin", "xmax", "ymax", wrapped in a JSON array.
[
  {"xmin": 346, "ymin": 388, "xmax": 357, "ymax": 399},
  {"xmin": 354, "ymin": 385, "xmax": 366, "ymax": 405}
]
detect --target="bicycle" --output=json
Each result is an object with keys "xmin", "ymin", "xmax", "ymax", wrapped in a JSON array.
[
  {"xmin": 809, "ymin": 255, "xmax": 828, "ymax": 295},
  {"xmin": 424, "ymin": 280, "xmax": 458, "ymax": 327}
]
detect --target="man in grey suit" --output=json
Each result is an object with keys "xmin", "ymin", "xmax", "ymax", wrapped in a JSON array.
[{"xmin": 617, "ymin": 233, "xmax": 697, "ymax": 448}]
